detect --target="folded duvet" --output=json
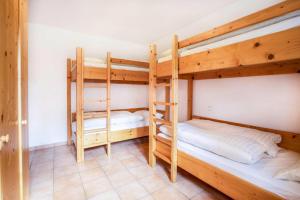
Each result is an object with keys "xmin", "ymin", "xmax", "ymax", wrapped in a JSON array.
[{"xmin": 160, "ymin": 123, "xmax": 266, "ymax": 164}]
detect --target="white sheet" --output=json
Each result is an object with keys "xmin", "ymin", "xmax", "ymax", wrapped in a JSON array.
[
  {"xmin": 72, "ymin": 111, "xmax": 144, "ymax": 131},
  {"xmin": 167, "ymin": 135, "xmax": 300, "ymax": 200},
  {"xmin": 158, "ymin": 16, "xmax": 300, "ymax": 63}
]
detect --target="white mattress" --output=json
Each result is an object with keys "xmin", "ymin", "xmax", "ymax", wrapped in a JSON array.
[
  {"xmin": 172, "ymin": 137, "xmax": 300, "ymax": 200},
  {"xmin": 158, "ymin": 15, "xmax": 300, "ymax": 63},
  {"xmin": 72, "ymin": 110, "xmax": 149, "ymax": 134},
  {"xmin": 84, "ymin": 57, "xmax": 149, "ymax": 72}
]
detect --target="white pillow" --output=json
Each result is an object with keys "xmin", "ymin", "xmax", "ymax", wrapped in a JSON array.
[{"xmin": 275, "ymin": 160, "xmax": 300, "ymax": 182}]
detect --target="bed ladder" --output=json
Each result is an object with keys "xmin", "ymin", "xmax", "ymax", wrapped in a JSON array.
[
  {"xmin": 106, "ymin": 52, "xmax": 112, "ymax": 158},
  {"xmin": 149, "ymin": 35, "xmax": 179, "ymax": 182}
]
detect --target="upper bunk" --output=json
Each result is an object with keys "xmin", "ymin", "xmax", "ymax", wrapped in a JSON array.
[
  {"xmin": 68, "ymin": 48, "xmax": 149, "ymax": 84},
  {"xmin": 156, "ymin": 1, "xmax": 300, "ymax": 79}
]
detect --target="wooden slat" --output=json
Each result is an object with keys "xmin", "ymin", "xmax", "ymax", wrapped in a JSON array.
[
  {"xmin": 76, "ymin": 47, "xmax": 84, "ymax": 162},
  {"xmin": 157, "ymin": 27, "xmax": 300, "ymax": 77},
  {"xmin": 193, "ymin": 115, "xmax": 300, "ymax": 153},
  {"xmin": 193, "ymin": 60, "xmax": 300, "ymax": 80},
  {"xmin": 179, "ymin": 0, "xmax": 300, "ymax": 48},
  {"xmin": 67, "ymin": 59, "xmax": 72, "ymax": 145},
  {"xmin": 154, "ymin": 118, "xmax": 172, "ymax": 127},
  {"xmin": 155, "ymin": 82, "xmax": 170, "ymax": 87},
  {"xmin": 111, "ymin": 57, "xmax": 149, "ymax": 68},
  {"xmin": 106, "ymin": 52, "xmax": 111, "ymax": 158},
  {"xmin": 154, "ymin": 135, "xmax": 171, "ymax": 146},
  {"xmin": 170, "ymin": 35, "xmax": 179, "ymax": 182},
  {"xmin": 83, "ymin": 67, "xmax": 149, "ymax": 83},
  {"xmin": 187, "ymin": 79, "xmax": 193, "ymax": 120},
  {"xmin": 154, "ymin": 151, "xmax": 171, "ymax": 164},
  {"xmin": 149, "ymin": 44, "xmax": 157, "ymax": 167},
  {"xmin": 154, "ymin": 101, "xmax": 171, "ymax": 106}
]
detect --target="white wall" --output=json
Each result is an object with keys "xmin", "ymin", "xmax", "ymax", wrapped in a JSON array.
[
  {"xmin": 28, "ymin": 23, "xmax": 148, "ymax": 147},
  {"xmin": 193, "ymin": 74, "xmax": 300, "ymax": 133}
]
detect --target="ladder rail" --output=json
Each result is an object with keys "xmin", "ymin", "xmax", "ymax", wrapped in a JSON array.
[{"xmin": 106, "ymin": 52, "xmax": 112, "ymax": 158}]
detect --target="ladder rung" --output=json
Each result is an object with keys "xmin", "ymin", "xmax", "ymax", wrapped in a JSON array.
[
  {"xmin": 154, "ymin": 150, "xmax": 171, "ymax": 164},
  {"xmin": 154, "ymin": 101, "xmax": 171, "ymax": 106},
  {"xmin": 154, "ymin": 135, "xmax": 171, "ymax": 146},
  {"xmin": 154, "ymin": 118, "xmax": 172, "ymax": 127},
  {"xmin": 155, "ymin": 83, "xmax": 170, "ymax": 87}
]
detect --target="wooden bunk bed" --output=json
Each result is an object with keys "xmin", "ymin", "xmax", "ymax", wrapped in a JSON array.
[
  {"xmin": 67, "ymin": 48, "xmax": 150, "ymax": 162},
  {"xmin": 149, "ymin": 1, "xmax": 300, "ymax": 199}
]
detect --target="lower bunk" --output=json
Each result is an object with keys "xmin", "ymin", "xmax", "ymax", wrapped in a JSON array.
[{"xmin": 156, "ymin": 119, "xmax": 300, "ymax": 200}]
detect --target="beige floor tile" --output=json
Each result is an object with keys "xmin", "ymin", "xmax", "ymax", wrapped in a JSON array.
[
  {"xmin": 107, "ymin": 170, "xmax": 135, "ymax": 188},
  {"xmin": 152, "ymin": 186, "xmax": 188, "ymax": 200},
  {"xmin": 54, "ymin": 173, "xmax": 82, "ymax": 192},
  {"xmin": 83, "ymin": 177, "xmax": 113, "ymax": 198},
  {"xmin": 191, "ymin": 191, "xmax": 219, "ymax": 200},
  {"xmin": 30, "ymin": 170, "xmax": 54, "ymax": 185},
  {"xmin": 54, "ymin": 164, "xmax": 79, "ymax": 178},
  {"xmin": 140, "ymin": 195, "xmax": 154, "ymax": 200},
  {"xmin": 173, "ymin": 179, "xmax": 204, "ymax": 198},
  {"xmin": 116, "ymin": 181, "xmax": 148, "ymax": 200},
  {"xmin": 128, "ymin": 165, "xmax": 155, "ymax": 179},
  {"xmin": 112, "ymin": 150, "xmax": 135, "ymax": 161},
  {"xmin": 30, "ymin": 193, "xmax": 53, "ymax": 200},
  {"xmin": 30, "ymin": 179, "xmax": 53, "ymax": 198},
  {"xmin": 54, "ymin": 156, "xmax": 77, "ymax": 168},
  {"xmin": 138, "ymin": 174, "xmax": 167, "ymax": 193},
  {"xmin": 102, "ymin": 160, "xmax": 126, "ymax": 175},
  {"xmin": 80, "ymin": 167, "xmax": 105, "ymax": 183},
  {"xmin": 54, "ymin": 184, "xmax": 85, "ymax": 200},
  {"xmin": 88, "ymin": 189, "xmax": 120, "ymax": 200},
  {"xmin": 121, "ymin": 157, "xmax": 143, "ymax": 168},
  {"xmin": 77, "ymin": 158, "xmax": 101, "ymax": 172}
]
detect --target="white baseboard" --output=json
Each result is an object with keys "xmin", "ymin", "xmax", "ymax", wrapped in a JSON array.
[{"xmin": 29, "ymin": 141, "xmax": 68, "ymax": 151}]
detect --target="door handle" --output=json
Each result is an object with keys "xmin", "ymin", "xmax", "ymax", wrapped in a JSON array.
[{"xmin": 0, "ymin": 134, "xmax": 9, "ymax": 150}]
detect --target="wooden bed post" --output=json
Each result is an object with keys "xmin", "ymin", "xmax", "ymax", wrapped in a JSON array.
[
  {"xmin": 171, "ymin": 35, "xmax": 179, "ymax": 182},
  {"xmin": 187, "ymin": 78, "xmax": 193, "ymax": 120},
  {"xmin": 106, "ymin": 52, "xmax": 111, "ymax": 158},
  {"xmin": 76, "ymin": 48, "xmax": 84, "ymax": 162},
  {"xmin": 165, "ymin": 80, "xmax": 170, "ymax": 121},
  {"xmin": 67, "ymin": 58, "xmax": 72, "ymax": 145},
  {"xmin": 149, "ymin": 44, "xmax": 157, "ymax": 167}
]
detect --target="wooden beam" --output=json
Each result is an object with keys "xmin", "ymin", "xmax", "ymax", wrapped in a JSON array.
[
  {"xmin": 187, "ymin": 79, "xmax": 193, "ymax": 120},
  {"xmin": 165, "ymin": 79, "xmax": 170, "ymax": 121},
  {"xmin": 193, "ymin": 61, "xmax": 300, "ymax": 80},
  {"xmin": 179, "ymin": 0, "xmax": 300, "ymax": 48},
  {"xmin": 76, "ymin": 48, "xmax": 84, "ymax": 162},
  {"xmin": 193, "ymin": 115, "xmax": 300, "ymax": 153},
  {"xmin": 170, "ymin": 35, "xmax": 179, "ymax": 182},
  {"xmin": 157, "ymin": 27, "xmax": 300, "ymax": 77},
  {"xmin": 83, "ymin": 67, "xmax": 149, "ymax": 83},
  {"xmin": 111, "ymin": 57, "xmax": 149, "ymax": 68},
  {"xmin": 106, "ymin": 52, "xmax": 111, "ymax": 158},
  {"xmin": 149, "ymin": 44, "xmax": 157, "ymax": 167},
  {"xmin": 67, "ymin": 59, "xmax": 72, "ymax": 145}
]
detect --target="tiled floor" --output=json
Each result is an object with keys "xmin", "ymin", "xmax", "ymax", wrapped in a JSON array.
[{"xmin": 30, "ymin": 138, "xmax": 230, "ymax": 200}]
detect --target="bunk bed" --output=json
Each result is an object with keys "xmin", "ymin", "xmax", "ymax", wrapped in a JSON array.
[
  {"xmin": 149, "ymin": 1, "xmax": 300, "ymax": 200},
  {"xmin": 67, "ymin": 48, "xmax": 152, "ymax": 162}
]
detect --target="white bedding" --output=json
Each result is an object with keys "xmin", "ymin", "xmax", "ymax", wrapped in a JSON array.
[
  {"xmin": 160, "ymin": 121, "xmax": 266, "ymax": 164},
  {"xmin": 167, "ymin": 135, "xmax": 300, "ymax": 199},
  {"xmin": 84, "ymin": 57, "xmax": 149, "ymax": 72},
  {"xmin": 158, "ymin": 16, "xmax": 300, "ymax": 63}
]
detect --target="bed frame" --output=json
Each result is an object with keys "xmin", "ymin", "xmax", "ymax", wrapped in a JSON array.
[
  {"xmin": 67, "ymin": 48, "xmax": 149, "ymax": 162},
  {"xmin": 149, "ymin": 1, "xmax": 300, "ymax": 199}
]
